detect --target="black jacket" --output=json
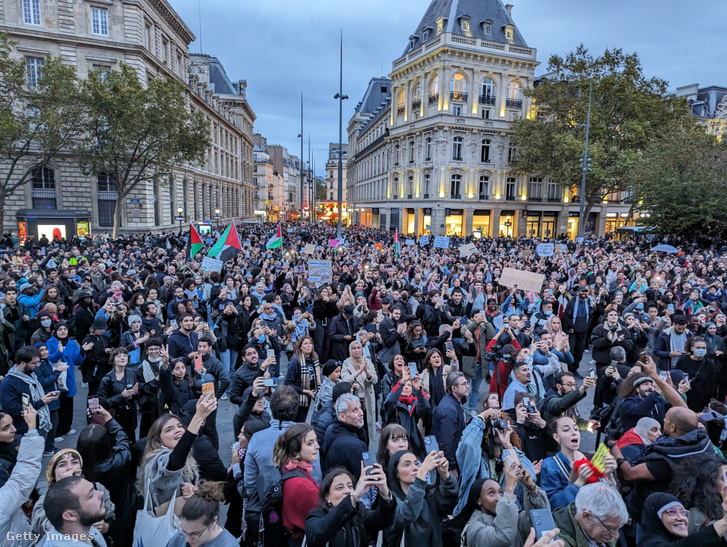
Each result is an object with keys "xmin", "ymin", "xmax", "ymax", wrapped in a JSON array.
[
  {"xmin": 322, "ymin": 420, "xmax": 368, "ymax": 480},
  {"xmin": 384, "ymin": 381, "xmax": 430, "ymax": 458},
  {"xmin": 312, "ymin": 401, "xmax": 337, "ymax": 449},
  {"xmin": 431, "ymin": 393, "xmax": 465, "ymax": 470},
  {"xmin": 590, "ymin": 322, "xmax": 633, "ymax": 365},
  {"xmin": 329, "ymin": 313, "xmax": 360, "ymax": 361},
  {"xmin": 199, "ymin": 352, "xmax": 230, "ymax": 398},
  {"xmin": 305, "ymin": 493, "xmax": 395, "ymax": 547},
  {"xmin": 229, "ymin": 361, "xmax": 264, "ymax": 405}
]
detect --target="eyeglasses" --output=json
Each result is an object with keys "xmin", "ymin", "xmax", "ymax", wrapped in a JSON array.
[
  {"xmin": 593, "ymin": 514, "xmax": 619, "ymax": 538},
  {"xmin": 181, "ymin": 521, "xmax": 212, "ymax": 540},
  {"xmin": 663, "ymin": 508, "xmax": 690, "ymax": 519}
]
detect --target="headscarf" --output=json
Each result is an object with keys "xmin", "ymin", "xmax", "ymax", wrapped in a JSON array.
[
  {"xmin": 46, "ymin": 448, "xmax": 83, "ymax": 484},
  {"xmin": 633, "ymin": 417, "xmax": 660, "ymax": 445},
  {"xmin": 641, "ymin": 492, "xmax": 685, "ymax": 542}
]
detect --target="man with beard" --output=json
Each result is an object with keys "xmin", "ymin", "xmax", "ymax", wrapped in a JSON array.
[
  {"xmin": 72, "ymin": 291, "xmax": 95, "ymax": 341},
  {"xmin": 620, "ymin": 356, "xmax": 687, "ymax": 430},
  {"xmin": 2, "ymin": 286, "xmax": 31, "ymax": 350},
  {"xmin": 42, "ymin": 476, "xmax": 108, "ymax": 547}
]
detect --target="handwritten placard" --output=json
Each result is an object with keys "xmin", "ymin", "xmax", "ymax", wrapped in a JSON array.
[{"xmin": 499, "ymin": 267, "xmax": 546, "ymax": 294}]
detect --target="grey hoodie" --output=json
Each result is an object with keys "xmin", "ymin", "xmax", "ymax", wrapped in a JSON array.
[{"xmin": 0, "ymin": 432, "xmax": 43, "ymax": 547}]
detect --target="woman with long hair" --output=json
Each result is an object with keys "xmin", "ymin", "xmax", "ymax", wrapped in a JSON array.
[
  {"xmin": 384, "ymin": 375, "xmax": 430, "ymax": 459},
  {"xmin": 376, "ymin": 424, "xmax": 409, "ymax": 472},
  {"xmin": 540, "ymin": 415, "xmax": 617, "ymax": 510},
  {"xmin": 341, "ymin": 340, "xmax": 378, "ymax": 446},
  {"xmin": 384, "ymin": 449, "xmax": 459, "ymax": 547},
  {"xmin": 272, "ymin": 423, "xmax": 320, "ymax": 546},
  {"xmin": 284, "ymin": 336, "xmax": 321, "ymax": 422},
  {"xmin": 165, "ymin": 481, "xmax": 239, "ymax": 547},
  {"xmin": 487, "ymin": 342, "xmax": 520, "ymax": 400},
  {"xmin": 304, "ymin": 466, "xmax": 394, "ymax": 547},
  {"xmin": 139, "ymin": 394, "xmax": 217, "ymax": 511},
  {"xmin": 312, "ymin": 286, "xmax": 339, "ymax": 361},
  {"xmin": 98, "ymin": 347, "xmax": 139, "ymax": 441},
  {"xmin": 159, "ymin": 358, "xmax": 199, "ymax": 416},
  {"xmin": 403, "ymin": 321, "xmax": 428, "ymax": 370},
  {"xmin": 419, "ymin": 348, "xmax": 453, "ymax": 411},
  {"xmin": 380, "ymin": 354, "xmax": 406, "ymax": 423}
]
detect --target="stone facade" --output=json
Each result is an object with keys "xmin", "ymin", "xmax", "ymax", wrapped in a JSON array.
[
  {"xmin": 324, "ymin": 143, "xmax": 348, "ymax": 203},
  {"xmin": 347, "ymin": 0, "xmax": 632, "ymax": 238},
  {"xmin": 0, "ymin": 0, "xmax": 256, "ymax": 233}
]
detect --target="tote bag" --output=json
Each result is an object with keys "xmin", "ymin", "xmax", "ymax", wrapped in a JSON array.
[{"xmin": 133, "ymin": 483, "xmax": 181, "ymax": 547}]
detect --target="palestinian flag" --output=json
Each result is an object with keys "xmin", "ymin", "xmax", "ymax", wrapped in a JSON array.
[
  {"xmin": 208, "ymin": 223, "xmax": 242, "ymax": 263},
  {"xmin": 186, "ymin": 223, "xmax": 204, "ymax": 260},
  {"xmin": 394, "ymin": 228, "xmax": 400, "ymax": 257},
  {"xmin": 266, "ymin": 223, "xmax": 282, "ymax": 249}
]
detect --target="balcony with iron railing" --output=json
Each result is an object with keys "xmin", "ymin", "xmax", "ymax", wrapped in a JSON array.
[
  {"xmin": 411, "ymin": 99, "xmax": 421, "ymax": 111},
  {"xmin": 506, "ymin": 98, "xmax": 523, "ymax": 109},
  {"xmin": 547, "ymin": 196, "xmax": 562, "ymax": 202},
  {"xmin": 428, "ymin": 92, "xmax": 439, "ymax": 105},
  {"xmin": 452, "ymin": 193, "xmax": 462, "ymax": 200},
  {"xmin": 479, "ymin": 194, "xmax": 489, "ymax": 200},
  {"xmin": 479, "ymin": 95, "xmax": 496, "ymax": 105},
  {"xmin": 505, "ymin": 195, "xmax": 517, "ymax": 201},
  {"xmin": 450, "ymin": 91, "xmax": 468, "ymax": 103},
  {"xmin": 397, "ymin": 104, "xmax": 405, "ymax": 116},
  {"xmin": 528, "ymin": 196, "xmax": 543, "ymax": 202}
]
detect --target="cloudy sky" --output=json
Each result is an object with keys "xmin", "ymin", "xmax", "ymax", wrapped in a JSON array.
[{"xmin": 170, "ymin": 0, "xmax": 727, "ymax": 175}]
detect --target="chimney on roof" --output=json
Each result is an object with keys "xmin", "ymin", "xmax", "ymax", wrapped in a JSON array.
[{"xmin": 505, "ymin": 4, "xmax": 513, "ymax": 16}]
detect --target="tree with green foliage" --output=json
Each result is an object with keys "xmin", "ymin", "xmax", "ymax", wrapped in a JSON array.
[
  {"xmin": 632, "ymin": 118, "xmax": 727, "ymax": 240},
  {"xmin": 0, "ymin": 33, "xmax": 85, "ymax": 230},
  {"xmin": 510, "ymin": 45, "xmax": 688, "ymax": 230},
  {"xmin": 75, "ymin": 63, "xmax": 210, "ymax": 237}
]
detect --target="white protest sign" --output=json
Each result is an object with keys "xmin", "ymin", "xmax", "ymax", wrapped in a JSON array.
[
  {"xmin": 433, "ymin": 236, "xmax": 450, "ymax": 249},
  {"xmin": 303, "ymin": 243, "xmax": 316, "ymax": 255},
  {"xmin": 499, "ymin": 267, "xmax": 546, "ymax": 294},
  {"xmin": 536, "ymin": 243, "xmax": 555, "ymax": 257},
  {"xmin": 201, "ymin": 256, "xmax": 223, "ymax": 273},
  {"xmin": 459, "ymin": 243, "xmax": 477, "ymax": 257},
  {"xmin": 419, "ymin": 235, "xmax": 430, "ymax": 247},
  {"xmin": 405, "ymin": 238, "xmax": 415, "ymax": 246},
  {"xmin": 308, "ymin": 260, "xmax": 332, "ymax": 286}
]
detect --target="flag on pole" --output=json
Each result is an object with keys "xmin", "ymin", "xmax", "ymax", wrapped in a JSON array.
[
  {"xmin": 266, "ymin": 223, "xmax": 282, "ymax": 249},
  {"xmin": 208, "ymin": 223, "xmax": 242, "ymax": 263},
  {"xmin": 186, "ymin": 223, "xmax": 204, "ymax": 260},
  {"xmin": 394, "ymin": 228, "xmax": 400, "ymax": 257}
]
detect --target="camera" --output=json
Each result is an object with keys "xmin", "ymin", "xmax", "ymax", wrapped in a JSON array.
[
  {"xmin": 484, "ymin": 343, "xmax": 502, "ymax": 363},
  {"xmin": 490, "ymin": 418, "xmax": 510, "ymax": 431}
]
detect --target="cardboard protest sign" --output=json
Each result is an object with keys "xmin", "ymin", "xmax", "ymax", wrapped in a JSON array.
[
  {"xmin": 499, "ymin": 267, "xmax": 546, "ymax": 294},
  {"xmin": 459, "ymin": 243, "xmax": 476, "ymax": 257},
  {"xmin": 405, "ymin": 238, "xmax": 415, "ymax": 246},
  {"xmin": 536, "ymin": 243, "xmax": 554, "ymax": 257},
  {"xmin": 419, "ymin": 235, "xmax": 430, "ymax": 247},
  {"xmin": 201, "ymin": 257, "xmax": 223, "ymax": 273},
  {"xmin": 303, "ymin": 244, "xmax": 316, "ymax": 255},
  {"xmin": 433, "ymin": 236, "xmax": 450, "ymax": 249},
  {"xmin": 308, "ymin": 260, "xmax": 332, "ymax": 286}
]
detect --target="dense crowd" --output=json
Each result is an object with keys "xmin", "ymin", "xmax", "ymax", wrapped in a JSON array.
[{"xmin": 1, "ymin": 222, "xmax": 727, "ymax": 547}]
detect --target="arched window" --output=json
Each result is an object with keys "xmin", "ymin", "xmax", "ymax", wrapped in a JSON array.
[
  {"xmin": 450, "ymin": 73, "xmax": 467, "ymax": 102},
  {"xmin": 31, "ymin": 166, "xmax": 56, "ymax": 209},
  {"xmin": 507, "ymin": 82, "xmax": 522, "ymax": 109},
  {"xmin": 412, "ymin": 84, "xmax": 422, "ymax": 112},
  {"xmin": 397, "ymin": 89, "xmax": 406, "ymax": 116},
  {"xmin": 426, "ymin": 137, "xmax": 432, "ymax": 160},
  {"xmin": 452, "ymin": 136, "xmax": 463, "ymax": 161},
  {"xmin": 407, "ymin": 175, "xmax": 414, "ymax": 197},
  {"xmin": 409, "ymin": 141, "xmax": 415, "ymax": 163},
  {"xmin": 394, "ymin": 144, "xmax": 400, "ymax": 165},
  {"xmin": 97, "ymin": 172, "xmax": 118, "ymax": 227},
  {"xmin": 480, "ymin": 78, "xmax": 496, "ymax": 105},
  {"xmin": 429, "ymin": 76, "xmax": 439, "ymax": 105},
  {"xmin": 424, "ymin": 173, "xmax": 431, "ymax": 197}
]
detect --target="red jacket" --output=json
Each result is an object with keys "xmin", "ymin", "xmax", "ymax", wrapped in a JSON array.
[
  {"xmin": 488, "ymin": 338, "xmax": 522, "ymax": 399},
  {"xmin": 282, "ymin": 460, "xmax": 320, "ymax": 538}
]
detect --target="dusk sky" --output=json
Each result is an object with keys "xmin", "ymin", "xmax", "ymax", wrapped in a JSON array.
[{"xmin": 170, "ymin": 0, "xmax": 727, "ymax": 175}]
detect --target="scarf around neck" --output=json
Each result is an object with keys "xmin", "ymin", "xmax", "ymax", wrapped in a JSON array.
[{"xmin": 7, "ymin": 365, "xmax": 51, "ymax": 432}]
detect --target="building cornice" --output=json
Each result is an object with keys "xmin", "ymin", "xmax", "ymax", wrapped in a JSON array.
[{"xmin": 125, "ymin": 0, "xmax": 196, "ymax": 45}]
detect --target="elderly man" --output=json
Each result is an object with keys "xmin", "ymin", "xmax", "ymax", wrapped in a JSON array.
[
  {"xmin": 322, "ymin": 393, "xmax": 368, "ymax": 479},
  {"xmin": 553, "ymin": 482, "xmax": 628, "ymax": 546}
]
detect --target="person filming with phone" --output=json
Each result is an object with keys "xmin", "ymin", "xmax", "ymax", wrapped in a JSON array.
[{"xmin": 0, "ymin": 346, "xmax": 58, "ymax": 441}]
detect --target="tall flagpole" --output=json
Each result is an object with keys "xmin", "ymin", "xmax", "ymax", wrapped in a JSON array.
[
  {"xmin": 334, "ymin": 30, "xmax": 348, "ymax": 239},
  {"xmin": 300, "ymin": 93, "xmax": 304, "ymax": 227}
]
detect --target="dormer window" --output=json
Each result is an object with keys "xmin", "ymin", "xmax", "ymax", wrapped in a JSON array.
[
  {"xmin": 481, "ymin": 19, "xmax": 493, "ymax": 35},
  {"xmin": 504, "ymin": 24, "xmax": 514, "ymax": 40},
  {"xmin": 408, "ymin": 35, "xmax": 419, "ymax": 51},
  {"xmin": 458, "ymin": 15, "xmax": 471, "ymax": 33},
  {"xmin": 422, "ymin": 26, "xmax": 432, "ymax": 41},
  {"xmin": 436, "ymin": 17, "xmax": 447, "ymax": 34}
]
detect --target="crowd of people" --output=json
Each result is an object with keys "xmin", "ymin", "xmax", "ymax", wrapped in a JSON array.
[{"xmin": 1, "ymin": 221, "xmax": 727, "ymax": 547}]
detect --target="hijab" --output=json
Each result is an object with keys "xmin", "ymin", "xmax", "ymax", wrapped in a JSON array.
[
  {"xmin": 641, "ymin": 492, "xmax": 685, "ymax": 542},
  {"xmin": 633, "ymin": 417, "xmax": 660, "ymax": 445}
]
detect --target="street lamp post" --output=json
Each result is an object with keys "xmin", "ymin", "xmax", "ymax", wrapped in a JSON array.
[
  {"xmin": 334, "ymin": 31, "xmax": 348, "ymax": 239},
  {"xmin": 578, "ymin": 80, "xmax": 593, "ymax": 240},
  {"xmin": 213, "ymin": 208, "xmax": 221, "ymax": 230},
  {"xmin": 176, "ymin": 206, "xmax": 184, "ymax": 235}
]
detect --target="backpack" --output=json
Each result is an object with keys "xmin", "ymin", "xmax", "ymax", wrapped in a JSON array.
[{"xmin": 256, "ymin": 465, "xmax": 307, "ymax": 547}]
